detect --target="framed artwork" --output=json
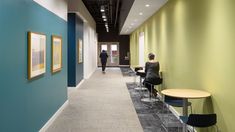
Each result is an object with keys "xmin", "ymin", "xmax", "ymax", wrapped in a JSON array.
[
  {"xmin": 51, "ymin": 35, "xmax": 62, "ymax": 73},
  {"xmin": 28, "ymin": 32, "xmax": 46, "ymax": 79},
  {"xmin": 77, "ymin": 39, "xmax": 83, "ymax": 63}
]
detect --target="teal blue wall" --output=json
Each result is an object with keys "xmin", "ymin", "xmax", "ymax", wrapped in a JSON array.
[
  {"xmin": 0, "ymin": 0, "xmax": 67, "ymax": 131},
  {"xmin": 68, "ymin": 13, "xmax": 84, "ymax": 87}
]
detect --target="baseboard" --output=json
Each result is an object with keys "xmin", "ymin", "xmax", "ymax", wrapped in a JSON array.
[
  {"xmin": 75, "ymin": 79, "xmax": 84, "ymax": 89},
  {"xmin": 84, "ymin": 69, "xmax": 96, "ymax": 79},
  {"xmin": 85, "ymin": 72, "xmax": 92, "ymax": 79},
  {"xmin": 67, "ymin": 79, "xmax": 85, "ymax": 90},
  {"xmin": 130, "ymin": 67, "xmax": 135, "ymax": 71},
  {"xmin": 39, "ymin": 100, "xmax": 69, "ymax": 132},
  {"xmin": 119, "ymin": 65, "xmax": 130, "ymax": 67}
]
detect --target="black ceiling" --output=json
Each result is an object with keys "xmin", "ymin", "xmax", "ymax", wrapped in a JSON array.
[{"xmin": 82, "ymin": 0, "xmax": 121, "ymax": 28}]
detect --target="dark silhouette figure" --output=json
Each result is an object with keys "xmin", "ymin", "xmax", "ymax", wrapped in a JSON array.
[{"xmin": 99, "ymin": 50, "xmax": 108, "ymax": 72}]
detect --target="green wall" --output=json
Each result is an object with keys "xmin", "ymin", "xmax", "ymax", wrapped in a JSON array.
[{"xmin": 130, "ymin": 0, "xmax": 235, "ymax": 131}]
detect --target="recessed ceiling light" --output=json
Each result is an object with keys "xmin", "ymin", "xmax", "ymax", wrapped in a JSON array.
[
  {"xmin": 145, "ymin": 4, "xmax": 150, "ymax": 7},
  {"xmin": 139, "ymin": 12, "xmax": 143, "ymax": 15},
  {"xmin": 100, "ymin": 6, "xmax": 105, "ymax": 12},
  {"xmin": 103, "ymin": 18, "xmax": 107, "ymax": 21}
]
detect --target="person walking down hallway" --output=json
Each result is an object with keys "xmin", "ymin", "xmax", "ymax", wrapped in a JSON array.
[
  {"xmin": 100, "ymin": 50, "xmax": 108, "ymax": 73},
  {"xmin": 143, "ymin": 53, "xmax": 162, "ymax": 97}
]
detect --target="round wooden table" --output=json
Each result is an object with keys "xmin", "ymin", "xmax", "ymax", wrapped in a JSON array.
[
  {"xmin": 161, "ymin": 88, "xmax": 211, "ymax": 132},
  {"xmin": 161, "ymin": 89, "xmax": 211, "ymax": 99}
]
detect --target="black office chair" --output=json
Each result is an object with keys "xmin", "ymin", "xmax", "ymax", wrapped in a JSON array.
[
  {"xmin": 164, "ymin": 95, "xmax": 192, "ymax": 114},
  {"xmin": 181, "ymin": 114, "xmax": 218, "ymax": 132},
  {"xmin": 160, "ymin": 96, "xmax": 193, "ymax": 132},
  {"xmin": 134, "ymin": 67, "xmax": 143, "ymax": 86},
  {"xmin": 134, "ymin": 67, "xmax": 143, "ymax": 72}
]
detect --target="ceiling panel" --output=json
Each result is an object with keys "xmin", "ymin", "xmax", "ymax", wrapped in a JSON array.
[
  {"xmin": 82, "ymin": 0, "xmax": 120, "ymax": 29},
  {"xmin": 120, "ymin": 0, "xmax": 168, "ymax": 35}
]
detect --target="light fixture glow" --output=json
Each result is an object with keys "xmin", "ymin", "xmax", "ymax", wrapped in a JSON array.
[
  {"xmin": 103, "ymin": 18, "xmax": 107, "ymax": 21},
  {"xmin": 145, "ymin": 4, "xmax": 150, "ymax": 7},
  {"xmin": 102, "ymin": 13, "xmax": 106, "ymax": 18},
  {"xmin": 105, "ymin": 23, "xmax": 108, "ymax": 28},
  {"xmin": 100, "ymin": 6, "xmax": 105, "ymax": 12}
]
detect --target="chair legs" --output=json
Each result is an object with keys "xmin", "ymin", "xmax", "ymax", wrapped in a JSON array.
[
  {"xmin": 161, "ymin": 101, "xmax": 193, "ymax": 132},
  {"xmin": 190, "ymin": 105, "xmax": 193, "ymax": 114},
  {"xmin": 141, "ymin": 83, "xmax": 159, "ymax": 108}
]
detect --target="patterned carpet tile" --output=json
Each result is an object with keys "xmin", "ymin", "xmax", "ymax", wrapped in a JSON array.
[
  {"xmin": 120, "ymin": 67, "xmax": 136, "ymax": 76},
  {"xmin": 126, "ymin": 82, "xmax": 183, "ymax": 132}
]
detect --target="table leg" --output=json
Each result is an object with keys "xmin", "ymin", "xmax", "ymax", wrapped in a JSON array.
[{"xmin": 182, "ymin": 98, "xmax": 188, "ymax": 132}]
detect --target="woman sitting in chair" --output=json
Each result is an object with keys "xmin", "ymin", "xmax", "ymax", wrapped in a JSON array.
[{"xmin": 143, "ymin": 53, "xmax": 162, "ymax": 97}]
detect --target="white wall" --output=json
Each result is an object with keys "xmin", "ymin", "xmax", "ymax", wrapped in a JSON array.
[
  {"xmin": 68, "ymin": 0, "xmax": 97, "ymax": 79},
  {"xmin": 33, "ymin": 0, "xmax": 67, "ymax": 21},
  {"xmin": 84, "ymin": 23, "xmax": 97, "ymax": 79},
  {"xmin": 139, "ymin": 32, "xmax": 145, "ymax": 67}
]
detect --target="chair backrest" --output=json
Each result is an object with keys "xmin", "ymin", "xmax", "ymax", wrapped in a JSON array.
[
  {"xmin": 164, "ymin": 95, "xmax": 182, "ymax": 102},
  {"xmin": 187, "ymin": 114, "xmax": 217, "ymax": 127},
  {"xmin": 147, "ymin": 78, "xmax": 162, "ymax": 85},
  {"xmin": 164, "ymin": 95, "xmax": 185, "ymax": 107},
  {"xmin": 134, "ymin": 67, "xmax": 143, "ymax": 72}
]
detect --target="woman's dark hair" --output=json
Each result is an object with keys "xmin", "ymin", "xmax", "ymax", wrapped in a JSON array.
[{"xmin": 148, "ymin": 53, "xmax": 155, "ymax": 60}]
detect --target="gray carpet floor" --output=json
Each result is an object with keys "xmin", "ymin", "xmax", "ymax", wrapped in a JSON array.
[
  {"xmin": 46, "ymin": 68, "xmax": 143, "ymax": 132},
  {"xmin": 45, "ymin": 68, "xmax": 183, "ymax": 132}
]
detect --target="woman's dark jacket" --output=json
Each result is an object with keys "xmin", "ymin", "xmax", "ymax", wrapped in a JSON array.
[{"xmin": 144, "ymin": 62, "xmax": 161, "ymax": 85}]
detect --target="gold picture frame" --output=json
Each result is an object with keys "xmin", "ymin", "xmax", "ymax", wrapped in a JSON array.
[
  {"xmin": 51, "ymin": 35, "xmax": 62, "ymax": 73},
  {"xmin": 77, "ymin": 39, "xmax": 83, "ymax": 63},
  {"xmin": 28, "ymin": 32, "xmax": 46, "ymax": 79}
]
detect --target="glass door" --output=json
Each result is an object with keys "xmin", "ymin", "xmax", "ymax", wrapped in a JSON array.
[{"xmin": 98, "ymin": 42, "xmax": 119, "ymax": 67}]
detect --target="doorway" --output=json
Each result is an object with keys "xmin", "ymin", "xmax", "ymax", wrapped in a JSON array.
[
  {"xmin": 98, "ymin": 42, "xmax": 119, "ymax": 67},
  {"xmin": 139, "ymin": 32, "xmax": 145, "ymax": 67}
]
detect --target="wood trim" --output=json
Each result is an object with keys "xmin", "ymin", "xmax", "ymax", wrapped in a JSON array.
[{"xmin": 51, "ymin": 35, "xmax": 62, "ymax": 73}]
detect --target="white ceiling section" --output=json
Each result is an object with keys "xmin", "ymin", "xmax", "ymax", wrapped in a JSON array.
[
  {"xmin": 120, "ymin": 0, "xmax": 168, "ymax": 35},
  {"xmin": 33, "ymin": 0, "xmax": 68, "ymax": 21},
  {"xmin": 68, "ymin": 0, "xmax": 96, "ymax": 30}
]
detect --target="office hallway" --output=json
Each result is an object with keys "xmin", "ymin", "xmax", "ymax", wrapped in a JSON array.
[{"xmin": 46, "ymin": 68, "xmax": 143, "ymax": 132}]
